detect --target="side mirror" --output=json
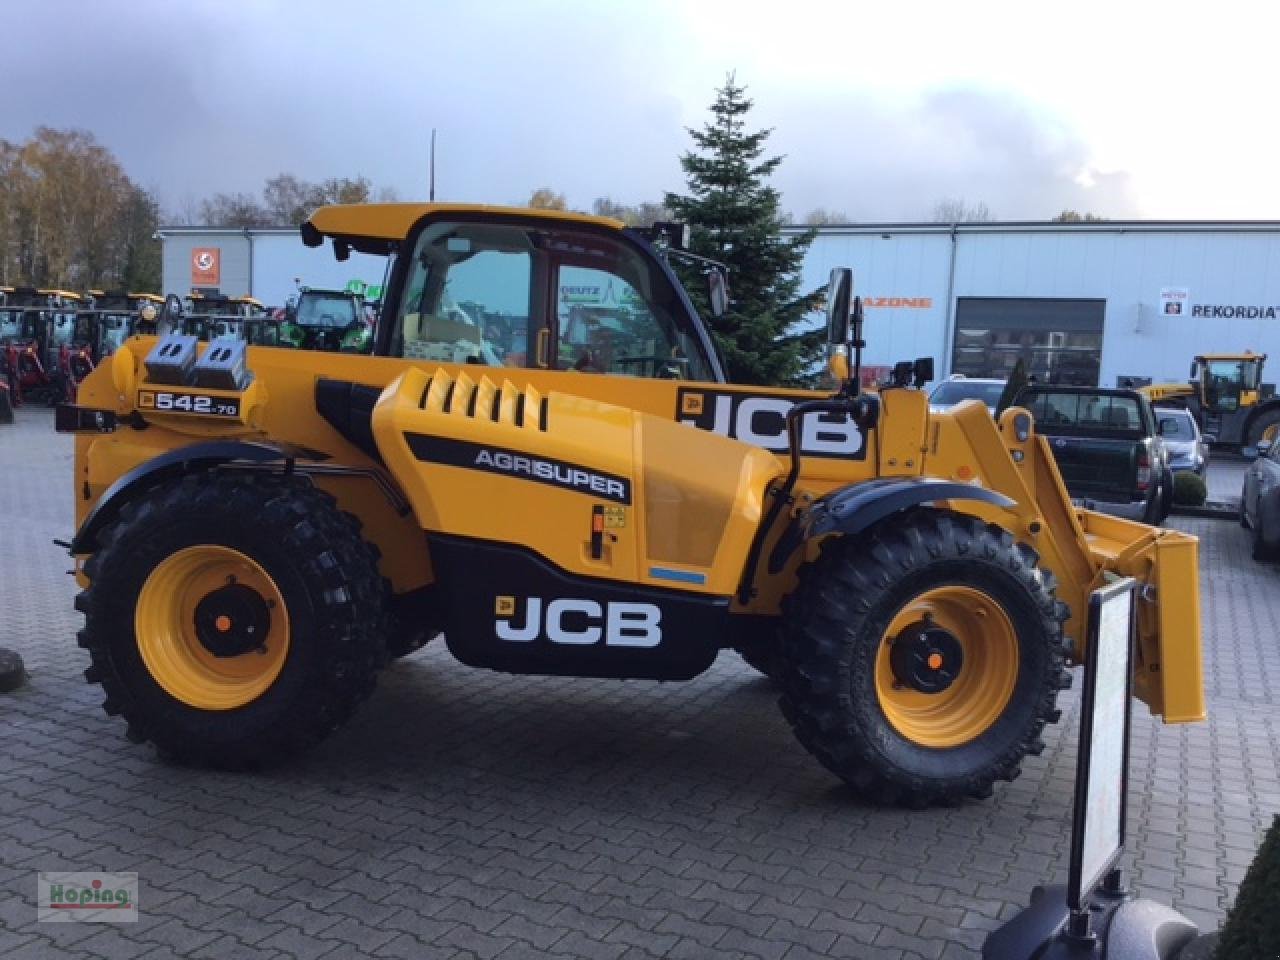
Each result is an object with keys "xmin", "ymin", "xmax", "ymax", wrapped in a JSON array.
[
  {"xmin": 826, "ymin": 268, "xmax": 852, "ymax": 346},
  {"xmin": 1189, "ymin": 361, "xmax": 1198, "ymax": 379},
  {"xmin": 707, "ymin": 270, "xmax": 729, "ymax": 318}
]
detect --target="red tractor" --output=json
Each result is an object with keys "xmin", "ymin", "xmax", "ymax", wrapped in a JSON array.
[{"xmin": 0, "ymin": 288, "xmax": 83, "ymax": 405}]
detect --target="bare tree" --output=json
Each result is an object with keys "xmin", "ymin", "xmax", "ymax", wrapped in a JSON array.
[
  {"xmin": 591, "ymin": 196, "xmax": 672, "ymax": 226},
  {"xmin": 0, "ymin": 127, "xmax": 160, "ymax": 289},
  {"xmin": 930, "ymin": 198, "xmax": 994, "ymax": 222},
  {"xmin": 801, "ymin": 208, "xmax": 850, "ymax": 226},
  {"xmin": 1053, "ymin": 210, "xmax": 1107, "ymax": 222},
  {"xmin": 198, "ymin": 192, "xmax": 271, "ymax": 228},
  {"xmin": 528, "ymin": 187, "xmax": 569, "ymax": 211}
]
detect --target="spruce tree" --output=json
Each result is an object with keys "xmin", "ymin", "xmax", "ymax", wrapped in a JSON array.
[{"xmin": 665, "ymin": 75, "xmax": 823, "ymax": 386}]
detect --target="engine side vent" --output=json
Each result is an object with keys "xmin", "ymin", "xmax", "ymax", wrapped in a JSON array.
[{"xmin": 419, "ymin": 370, "xmax": 547, "ymax": 431}]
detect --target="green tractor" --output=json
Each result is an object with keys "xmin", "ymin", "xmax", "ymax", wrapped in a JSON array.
[{"xmin": 279, "ymin": 286, "xmax": 373, "ymax": 353}]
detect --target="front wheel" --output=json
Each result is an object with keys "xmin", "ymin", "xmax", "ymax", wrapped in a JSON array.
[
  {"xmin": 76, "ymin": 474, "xmax": 388, "ymax": 767},
  {"xmin": 780, "ymin": 509, "xmax": 1069, "ymax": 807}
]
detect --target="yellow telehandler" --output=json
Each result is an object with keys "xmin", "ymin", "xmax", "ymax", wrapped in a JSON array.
[{"xmin": 59, "ymin": 204, "xmax": 1204, "ymax": 806}]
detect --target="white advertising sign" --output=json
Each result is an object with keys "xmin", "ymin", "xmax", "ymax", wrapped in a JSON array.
[
  {"xmin": 1069, "ymin": 579, "xmax": 1136, "ymax": 911},
  {"xmin": 1160, "ymin": 287, "xmax": 1190, "ymax": 317}
]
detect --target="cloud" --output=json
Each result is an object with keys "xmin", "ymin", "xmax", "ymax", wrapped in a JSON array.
[
  {"xmin": 0, "ymin": 3, "xmax": 1136, "ymax": 223},
  {"xmin": 764, "ymin": 86, "xmax": 1139, "ymax": 221}
]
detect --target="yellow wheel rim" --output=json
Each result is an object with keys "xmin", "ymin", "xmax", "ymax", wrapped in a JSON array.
[
  {"xmin": 874, "ymin": 585, "xmax": 1019, "ymax": 749},
  {"xmin": 135, "ymin": 545, "xmax": 290, "ymax": 710},
  {"xmin": 1263, "ymin": 423, "xmax": 1279, "ymax": 444}
]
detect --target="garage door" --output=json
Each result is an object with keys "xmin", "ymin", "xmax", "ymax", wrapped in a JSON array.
[{"xmin": 953, "ymin": 298, "xmax": 1104, "ymax": 386}]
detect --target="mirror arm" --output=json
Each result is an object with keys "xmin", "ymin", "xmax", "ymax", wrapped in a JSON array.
[{"xmin": 840, "ymin": 295, "xmax": 866, "ymax": 399}]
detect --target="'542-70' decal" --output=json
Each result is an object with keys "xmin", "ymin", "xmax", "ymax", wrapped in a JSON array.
[{"xmin": 138, "ymin": 390, "xmax": 241, "ymax": 418}]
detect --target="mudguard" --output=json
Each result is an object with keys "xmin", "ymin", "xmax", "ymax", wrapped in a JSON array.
[
  {"xmin": 768, "ymin": 477, "xmax": 1016, "ymax": 573},
  {"xmin": 70, "ymin": 441, "xmax": 293, "ymax": 553}
]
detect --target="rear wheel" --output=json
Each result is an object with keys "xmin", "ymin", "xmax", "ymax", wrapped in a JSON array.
[
  {"xmin": 1246, "ymin": 407, "xmax": 1280, "ymax": 450},
  {"xmin": 76, "ymin": 474, "xmax": 388, "ymax": 767},
  {"xmin": 780, "ymin": 509, "xmax": 1069, "ymax": 807}
]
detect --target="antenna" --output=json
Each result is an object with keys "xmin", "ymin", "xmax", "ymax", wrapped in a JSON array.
[{"xmin": 429, "ymin": 128, "xmax": 437, "ymax": 202}]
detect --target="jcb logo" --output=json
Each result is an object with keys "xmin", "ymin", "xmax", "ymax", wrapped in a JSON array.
[
  {"xmin": 676, "ymin": 388, "xmax": 866, "ymax": 460},
  {"xmin": 495, "ymin": 597, "xmax": 662, "ymax": 648}
]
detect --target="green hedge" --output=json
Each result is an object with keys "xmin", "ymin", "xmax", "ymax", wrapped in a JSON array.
[
  {"xmin": 1215, "ymin": 815, "xmax": 1280, "ymax": 959},
  {"xmin": 1174, "ymin": 471, "xmax": 1208, "ymax": 507}
]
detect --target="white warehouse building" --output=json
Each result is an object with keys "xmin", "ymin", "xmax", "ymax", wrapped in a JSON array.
[
  {"xmin": 794, "ymin": 221, "xmax": 1280, "ymax": 388},
  {"xmin": 160, "ymin": 220, "xmax": 1280, "ymax": 388}
]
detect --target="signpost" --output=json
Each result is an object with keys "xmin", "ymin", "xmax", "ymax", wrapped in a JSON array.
[
  {"xmin": 983, "ymin": 577, "xmax": 1199, "ymax": 959},
  {"xmin": 1065, "ymin": 577, "xmax": 1137, "ymax": 941}
]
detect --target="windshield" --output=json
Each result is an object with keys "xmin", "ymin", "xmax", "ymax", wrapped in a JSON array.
[
  {"xmin": 929, "ymin": 380, "xmax": 1005, "ymax": 408},
  {"xmin": 296, "ymin": 294, "xmax": 358, "ymax": 328},
  {"xmin": 0, "ymin": 309, "xmax": 21, "ymax": 339},
  {"xmin": 1156, "ymin": 411, "xmax": 1196, "ymax": 441},
  {"xmin": 99, "ymin": 314, "xmax": 133, "ymax": 353}
]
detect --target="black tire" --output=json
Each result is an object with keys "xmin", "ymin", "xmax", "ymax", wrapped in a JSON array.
[
  {"xmin": 1245, "ymin": 406, "xmax": 1280, "ymax": 450},
  {"xmin": 736, "ymin": 638, "xmax": 784, "ymax": 682},
  {"xmin": 75, "ymin": 473, "xmax": 389, "ymax": 767},
  {"xmin": 779, "ymin": 508, "xmax": 1069, "ymax": 807},
  {"xmin": 386, "ymin": 623, "xmax": 436, "ymax": 659},
  {"xmin": 1251, "ymin": 522, "xmax": 1276, "ymax": 563}
]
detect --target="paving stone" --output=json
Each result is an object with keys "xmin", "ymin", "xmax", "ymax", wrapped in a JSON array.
[{"xmin": 0, "ymin": 414, "xmax": 1272, "ymax": 960}]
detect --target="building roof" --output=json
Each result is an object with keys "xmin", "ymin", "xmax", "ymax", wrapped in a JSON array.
[{"xmin": 158, "ymin": 217, "xmax": 1280, "ymax": 238}]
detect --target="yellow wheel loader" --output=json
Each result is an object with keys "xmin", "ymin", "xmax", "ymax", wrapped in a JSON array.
[
  {"xmin": 1142, "ymin": 352, "xmax": 1279, "ymax": 451},
  {"xmin": 59, "ymin": 204, "xmax": 1205, "ymax": 806}
]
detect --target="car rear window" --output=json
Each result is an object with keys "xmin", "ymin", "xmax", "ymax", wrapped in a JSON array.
[
  {"xmin": 1156, "ymin": 411, "xmax": 1196, "ymax": 440},
  {"xmin": 1023, "ymin": 391, "xmax": 1145, "ymax": 434}
]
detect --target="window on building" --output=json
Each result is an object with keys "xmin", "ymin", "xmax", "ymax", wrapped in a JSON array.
[{"xmin": 953, "ymin": 298, "xmax": 1105, "ymax": 386}]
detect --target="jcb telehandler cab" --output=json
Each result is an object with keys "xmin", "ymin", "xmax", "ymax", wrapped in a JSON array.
[
  {"xmin": 60, "ymin": 204, "xmax": 1205, "ymax": 807},
  {"xmin": 1143, "ymin": 352, "xmax": 1279, "ymax": 451}
]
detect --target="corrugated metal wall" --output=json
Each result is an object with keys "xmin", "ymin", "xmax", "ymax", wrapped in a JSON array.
[
  {"xmin": 161, "ymin": 223, "xmax": 1280, "ymax": 387},
  {"xmin": 802, "ymin": 226, "xmax": 1280, "ymax": 385}
]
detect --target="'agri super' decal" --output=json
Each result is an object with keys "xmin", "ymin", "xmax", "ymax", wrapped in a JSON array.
[
  {"xmin": 406, "ymin": 435, "xmax": 632, "ymax": 504},
  {"xmin": 676, "ymin": 388, "xmax": 866, "ymax": 459}
]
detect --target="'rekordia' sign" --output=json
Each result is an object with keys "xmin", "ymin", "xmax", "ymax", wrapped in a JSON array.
[{"xmin": 1191, "ymin": 303, "xmax": 1280, "ymax": 319}]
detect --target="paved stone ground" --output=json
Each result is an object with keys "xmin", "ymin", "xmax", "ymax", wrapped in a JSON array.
[{"xmin": 1, "ymin": 407, "xmax": 1277, "ymax": 959}]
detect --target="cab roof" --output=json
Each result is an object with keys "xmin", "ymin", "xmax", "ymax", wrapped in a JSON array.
[
  {"xmin": 302, "ymin": 203, "xmax": 625, "ymax": 254},
  {"xmin": 188, "ymin": 292, "xmax": 264, "ymax": 308},
  {"xmin": 1197, "ymin": 352, "xmax": 1266, "ymax": 362}
]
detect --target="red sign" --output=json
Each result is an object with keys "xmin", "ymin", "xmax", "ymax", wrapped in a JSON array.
[{"xmin": 191, "ymin": 248, "xmax": 221, "ymax": 286}]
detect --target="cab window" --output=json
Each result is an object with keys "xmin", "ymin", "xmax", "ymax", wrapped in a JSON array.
[
  {"xmin": 393, "ymin": 221, "xmax": 533, "ymax": 365},
  {"xmin": 390, "ymin": 218, "xmax": 712, "ymax": 380},
  {"xmin": 555, "ymin": 262, "xmax": 708, "ymax": 379}
]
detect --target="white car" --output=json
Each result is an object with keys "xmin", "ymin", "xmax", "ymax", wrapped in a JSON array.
[{"xmin": 928, "ymin": 377, "xmax": 1007, "ymax": 414}]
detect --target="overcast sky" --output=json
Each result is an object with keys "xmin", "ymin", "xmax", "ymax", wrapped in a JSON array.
[{"xmin": 4, "ymin": 0, "xmax": 1277, "ymax": 222}]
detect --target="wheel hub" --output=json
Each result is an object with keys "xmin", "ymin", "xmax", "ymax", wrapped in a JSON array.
[
  {"xmin": 890, "ymin": 621, "xmax": 964, "ymax": 694},
  {"xmin": 193, "ymin": 583, "xmax": 271, "ymax": 658}
]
